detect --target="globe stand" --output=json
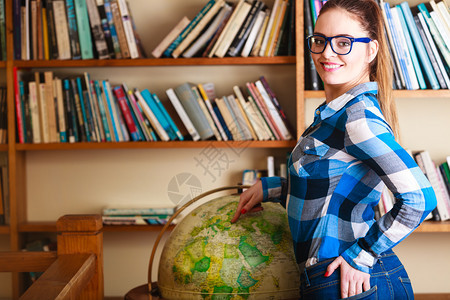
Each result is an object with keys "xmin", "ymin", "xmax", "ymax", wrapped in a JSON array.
[{"xmin": 125, "ymin": 185, "xmax": 249, "ymax": 300}]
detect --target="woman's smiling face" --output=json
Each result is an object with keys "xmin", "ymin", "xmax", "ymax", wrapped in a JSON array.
[{"xmin": 312, "ymin": 8, "xmax": 378, "ymax": 96}]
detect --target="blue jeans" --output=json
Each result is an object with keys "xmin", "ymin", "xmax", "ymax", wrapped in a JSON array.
[{"xmin": 300, "ymin": 250, "xmax": 414, "ymax": 299}]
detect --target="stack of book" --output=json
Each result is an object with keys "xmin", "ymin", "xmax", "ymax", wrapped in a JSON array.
[
  {"xmin": 304, "ymin": 0, "xmax": 450, "ymax": 91},
  {"xmin": 152, "ymin": 0, "xmax": 295, "ymax": 58},
  {"xmin": 0, "ymin": 152, "xmax": 9, "ymax": 225},
  {"xmin": 14, "ymin": 69, "xmax": 294, "ymax": 144},
  {"xmin": 13, "ymin": 0, "xmax": 146, "ymax": 60},
  {"xmin": 102, "ymin": 205, "xmax": 176, "ymax": 225},
  {"xmin": 375, "ymin": 152, "xmax": 450, "ymax": 222},
  {"xmin": 0, "ymin": 87, "xmax": 6, "ymax": 144},
  {"xmin": 380, "ymin": 0, "xmax": 449, "ymax": 90}
]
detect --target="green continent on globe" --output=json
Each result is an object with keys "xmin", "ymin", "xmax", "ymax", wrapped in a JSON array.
[{"xmin": 158, "ymin": 195, "xmax": 300, "ymax": 300}]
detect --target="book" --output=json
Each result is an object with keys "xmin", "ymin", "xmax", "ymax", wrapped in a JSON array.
[
  {"xmin": 417, "ymin": 151, "xmax": 450, "ymax": 221},
  {"xmin": 19, "ymin": 0, "xmax": 29, "ymax": 60},
  {"xmin": 259, "ymin": 0, "xmax": 281, "ymax": 56},
  {"xmin": 415, "ymin": 14, "xmax": 448, "ymax": 89},
  {"xmin": 172, "ymin": 0, "xmax": 225, "ymax": 58},
  {"xmin": 213, "ymin": 0, "xmax": 252, "ymax": 58},
  {"xmin": 164, "ymin": 0, "xmax": 216, "ymax": 58},
  {"xmin": 173, "ymin": 83, "xmax": 214, "ymax": 141},
  {"xmin": 120, "ymin": 84, "xmax": 145, "ymax": 141},
  {"xmin": 399, "ymin": 2, "xmax": 439, "ymax": 90},
  {"xmin": 225, "ymin": 94, "xmax": 252, "ymax": 140},
  {"xmin": 65, "ymin": 0, "xmax": 81, "ymax": 60},
  {"xmin": 102, "ymin": 215, "xmax": 176, "ymax": 225},
  {"xmin": 97, "ymin": 0, "xmax": 115, "ymax": 58},
  {"xmin": 54, "ymin": 77, "xmax": 67, "ymax": 142},
  {"xmin": 43, "ymin": 71, "xmax": 58, "ymax": 142},
  {"xmin": 191, "ymin": 86, "xmax": 222, "ymax": 141},
  {"xmin": 152, "ymin": 16, "xmax": 190, "ymax": 58},
  {"xmin": 197, "ymin": 83, "xmax": 228, "ymax": 141},
  {"xmin": 13, "ymin": 68, "xmax": 25, "ymax": 143},
  {"xmin": 125, "ymin": 89, "xmax": 153, "ymax": 141},
  {"xmin": 116, "ymin": 0, "xmax": 138, "ymax": 58},
  {"xmin": 93, "ymin": 80, "xmax": 112, "ymax": 141},
  {"xmin": 103, "ymin": 80, "xmax": 123, "ymax": 141},
  {"xmin": 73, "ymin": 78, "xmax": 90, "ymax": 142},
  {"xmin": 36, "ymin": 0, "xmax": 43, "ymax": 60},
  {"xmin": 139, "ymin": 89, "xmax": 171, "ymax": 141},
  {"xmin": 85, "ymin": 0, "xmax": 110, "ymax": 59},
  {"xmin": 215, "ymin": 96, "xmax": 240, "ymax": 140},
  {"xmin": 103, "ymin": 0, "xmax": 122, "ymax": 59},
  {"xmin": 103, "ymin": 205, "xmax": 175, "ymax": 216},
  {"xmin": 241, "ymin": 8, "xmax": 266, "ymax": 57},
  {"xmin": 166, "ymin": 88, "xmax": 201, "ymax": 141},
  {"xmin": 63, "ymin": 78, "xmax": 78, "ymax": 142},
  {"xmin": 53, "ymin": 0, "xmax": 71, "ymax": 59},
  {"xmin": 233, "ymin": 85, "xmax": 262, "ymax": 140},
  {"xmin": 152, "ymin": 93, "xmax": 184, "ymax": 141},
  {"xmin": 250, "ymin": 8, "xmax": 270, "ymax": 57},
  {"xmin": 183, "ymin": 5, "xmax": 231, "ymax": 58},
  {"xmin": 44, "ymin": 0, "xmax": 58, "ymax": 59},
  {"xmin": 417, "ymin": 3, "xmax": 450, "ymax": 68},
  {"xmin": 110, "ymin": 0, "xmax": 130, "ymax": 58},
  {"xmin": 113, "ymin": 85, "xmax": 139, "ymax": 141},
  {"xmin": 73, "ymin": 0, "xmax": 93, "ymax": 59},
  {"xmin": 228, "ymin": 0, "xmax": 264, "ymax": 57},
  {"xmin": 390, "ymin": 6, "xmax": 419, "ymax": 90},
  {"xmin": 266, "ymin": 0, "xmax": 288, "ymax": 57},
  {"xmin": 84, "ymin": 73, "xmax": 103, "ymax": 141},
  {"xmin": 133, "ymin": 89, "xmax": 165, "ymax": 141}
]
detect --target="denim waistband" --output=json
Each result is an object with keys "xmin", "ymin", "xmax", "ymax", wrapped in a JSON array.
[{"xmin": 300, "ymin": 249, "xmax": 397, "ymax": 285}]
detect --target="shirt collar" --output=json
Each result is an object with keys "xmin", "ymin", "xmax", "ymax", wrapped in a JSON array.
[{"xmin": 313, "ymin": 82, "xmax": 378, "ymax": 122}]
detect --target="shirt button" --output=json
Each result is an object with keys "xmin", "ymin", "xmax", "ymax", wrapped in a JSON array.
[
  {"xmin": 316, "ymin": 110, "xmax": 320, "ymax": 115},
  {"xmin": 305, "ymin": 146, "xmax": 310, "ymax": 150}
]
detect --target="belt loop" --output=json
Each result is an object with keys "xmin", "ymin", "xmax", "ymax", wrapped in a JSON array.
[{"xmin": 303, "ymin": 268, "xmax": 311, "ymax": 288}]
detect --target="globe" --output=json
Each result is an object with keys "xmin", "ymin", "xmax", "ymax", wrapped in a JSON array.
[{"xmin": 158, "ymin": 194, "xmax": 300, "ymax": 300}]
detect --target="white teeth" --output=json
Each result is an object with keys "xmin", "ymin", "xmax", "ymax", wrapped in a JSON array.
[{"xmin": 323, "ymin": 64, "xmax": 341, "ymax": 69}]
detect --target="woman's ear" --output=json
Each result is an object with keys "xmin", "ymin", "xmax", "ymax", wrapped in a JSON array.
[{"xmin": 367, "ymin": 39, "xmax": 379, "ymax": 63}]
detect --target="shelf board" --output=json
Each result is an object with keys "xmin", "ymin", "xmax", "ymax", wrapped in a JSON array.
[
  {"xmin": 18, "ymin": 222, "xmax": 173, "ymax": 233},
  {"xmin": 13, "ymin": 56, "xmax": 296, "ymax": 68},
  {"xmin": 0, "ymin": 144, "xmax": 7, "ymax": 151},
  {"xmin": 15, "ymin": 140, "xmax": 297, "ymax": 151},
  {"xmin": 0, "ymin": 61, "xmax": 5, "ymax": 68},
  {"xmin": 414, "ymin": 221, "xmax": 450, "ymax": 233},
  {"xmin": 304, "ymin": 89, "xmax": 450, "ymax": 99},
  {"xmin": 0, "ymin": 225, "xmax": 9, "ymax": 235}
]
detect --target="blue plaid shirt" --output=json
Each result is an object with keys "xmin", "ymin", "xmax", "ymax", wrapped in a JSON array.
[{"xmin": 261, "ymin": 82, "xmax": 436, "ymax": 273}]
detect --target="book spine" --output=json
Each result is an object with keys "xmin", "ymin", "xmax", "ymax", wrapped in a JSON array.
[
  {"xmin": 44, "ymin": 0, "xmax": 58, "ymax": 59},
  {"xmin": 13, "ymin": 68, "xmax": 25, "ymax": 143},
  {"xmin": 73, "ymin": 0, "xmax": 93, "ymax": 59},
  {"xmin": 125, "ymin": 89, "xmax": 152, "ymax": 141},
  {"xmin": 64, "ymin": 0, "xmax": 81, "ymax": 60},
  {"xmin": 102, "ymin": 80, "xmax": 122, "ymax": 141},
  {"xmin": 13, "ymin": 0, "xmax": 21, "ymax": 59},
  {"xmin": 164, "ymin": 0, "xmax": 216, "ymax": 58},
  {"xmin": 53, "ymin": 0, "xmax": 71, "ymax": 59},
  {"xmin": 116, "ymin": 0, "xmax": 138, "ymax": 58},
  {"xmin": 94, "ymin": 80, "xmax": 112, "ymax": 141},
  {"xmin": 241, "ymin": 9, "xmax": 265, "ymax": 57},
  {"xmin": 63, "ymin": 79, "xmax": 77, "ymax": 142},
  {"xmin": 28, "ymin": 81, "xmax": 41, "ymax": 143},
  {"xmin": 165, "ymin": 88, "xmax": 200, "ymax": 141},
  {"xmin": 110, "ymin": 0, "xmax": 129, "ymax": 58},
  {"xmin": 212, "ymin": 100, "xmax": 233, "ymax": 140},
  {"xmin": 72, "ymin": 78, "xmax": 89, "ymax": 142},
  {"xmin": 97, "ymin": 2, "xmax": 115, "ymax": 58},
  {"xmin": 152, "ymin": 93, "xmax": 183, "ymax": 141},
  {"xmin": 44, "ymin": 71, "xmax": 58, "ymax": 142},
  {"xmin": 113, "ymin": 86, "xmax": 139, "ymax": 141},
  {"xmin": 104, "ymin": 0, "xmax": 122, "ymax": 58},
  {"xmin": 228, "ymin": 0, "xmax": 264, "ymax": 57},
  {"xmin": 85, "ymin": 0, "xmax": 109, "ymax": 59},
  {"xmin": 399, "ymin": 3, "xmax": 438, "ymax": 89},
  {"xmin": 54, "ymin": 78, "xmax": 67, "ymax": 142}
]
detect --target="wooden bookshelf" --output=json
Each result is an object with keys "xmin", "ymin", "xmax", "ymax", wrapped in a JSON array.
[
  {"xmin": 0, "ymin": 226, "xmax": 9, "ymax": 235},
  {"xmin": 414, "ymin": 221, "xmax": 450, "ymax": 233},
  {"xmin": 0, "ymin": 145, "xmax": 7, "ymax": 151},
  {"xmin": 13, "ymin": 56, "xmax": 296, "ymax": 68},
  {"xmin": 15, "ymin": 140, "xmax": 297, "ymax": 151}
]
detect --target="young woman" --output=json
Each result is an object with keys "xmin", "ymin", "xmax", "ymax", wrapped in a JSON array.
[{"xmin": 231, "ymin": 0, "xmax": 437, "ymax": 299}]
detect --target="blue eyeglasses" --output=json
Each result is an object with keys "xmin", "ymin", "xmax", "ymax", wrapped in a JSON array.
[{"xmin": 306, "ymin": 34, "xmax": 372, "ymax": 55}]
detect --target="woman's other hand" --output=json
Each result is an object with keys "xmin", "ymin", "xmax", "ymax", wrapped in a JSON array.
[
  {"xmin": 231, "ymin": 180, "xmax": 264, "ymax": 223},
  {"xmin": 325, "ymin": 256, "xmax": 371, "ymax": 298}
]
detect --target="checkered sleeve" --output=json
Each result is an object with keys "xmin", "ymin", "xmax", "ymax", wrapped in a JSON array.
[
  {"xmin": 341, "ymin": 103, "xmax": 437, "ymax": 273},
  {"xmin": 260, "ymin": 177, "xmax": 288, "ymax": 207}
]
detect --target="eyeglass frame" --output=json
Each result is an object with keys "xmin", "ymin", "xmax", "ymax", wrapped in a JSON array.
[{"xmin": 306, "ymin": 34, "xmax": 372, "ymax": 55}]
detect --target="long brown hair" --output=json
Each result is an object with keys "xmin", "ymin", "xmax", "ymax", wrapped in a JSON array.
[{"xmin": 319, "ymin": 0, "xmax": 400, "ymax": 139}]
